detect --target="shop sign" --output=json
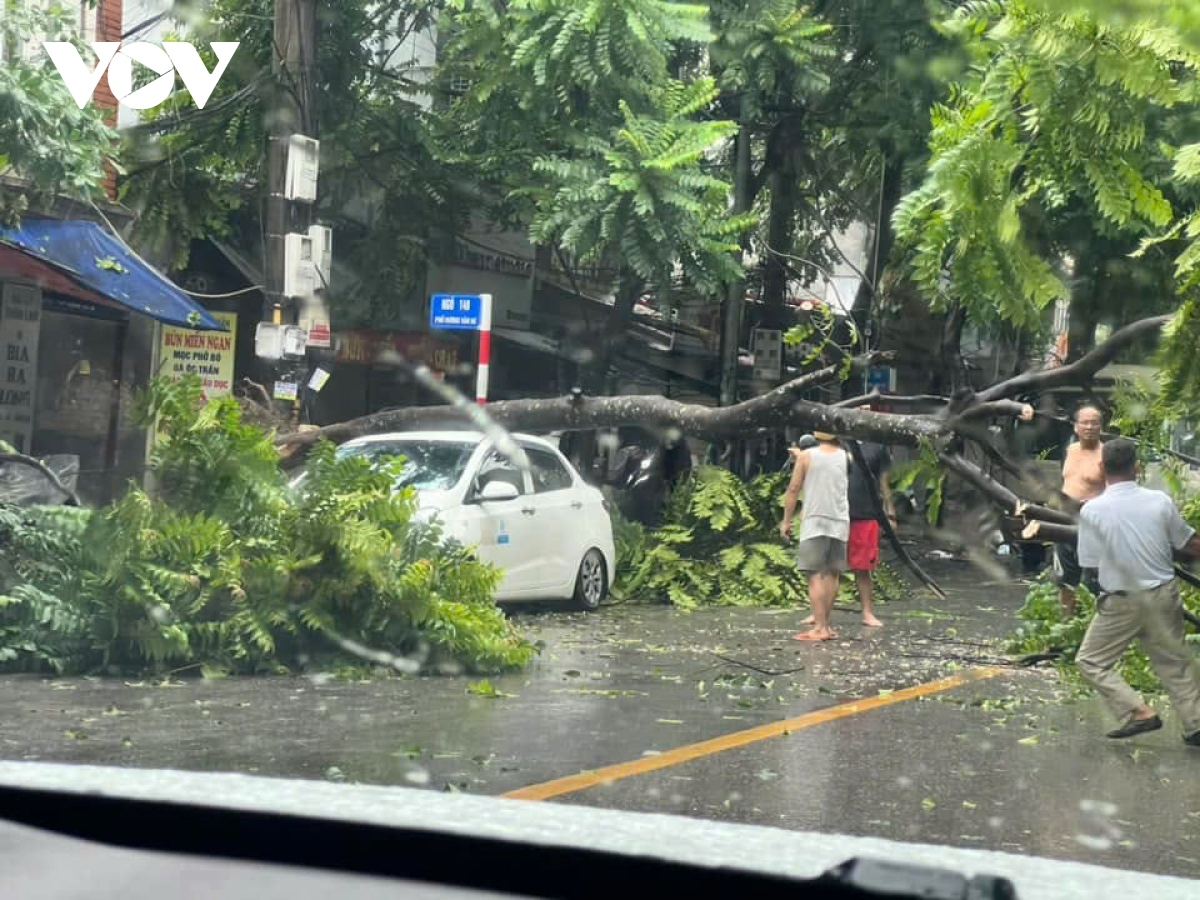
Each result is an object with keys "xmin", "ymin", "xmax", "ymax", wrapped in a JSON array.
[{"xmin": 0, "ymin": 283, "xmax": 42, "ymax": 453}]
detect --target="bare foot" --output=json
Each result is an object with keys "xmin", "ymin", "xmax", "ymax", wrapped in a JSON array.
[
  {"xmin": 801, "ymin": 614, "xmax": 816, "ymax": 626},
  {"xmin": 793, "ymin": 628, "xmax": 837, "ymax": 641},
  {"xmin": 862, "ymin": 613, "xmax": 883, "ymax": 628}
]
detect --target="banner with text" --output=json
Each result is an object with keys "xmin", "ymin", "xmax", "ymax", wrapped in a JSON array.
[
  {"xmin": 160, "ymin": 312, "xmax": 238, "ymax": 401},
  {"xmin": 0, "ymin": 282, "xmax": 42, "ymax": 453}
]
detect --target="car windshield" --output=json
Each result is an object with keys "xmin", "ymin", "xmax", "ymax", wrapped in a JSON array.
[
  {"xmin": 10, "ymin": 0, "xmax": 1200, "ymax": 890},
  {"xmin": 339, "ymin": 440, "xmax": 475, "ymax": 491}
]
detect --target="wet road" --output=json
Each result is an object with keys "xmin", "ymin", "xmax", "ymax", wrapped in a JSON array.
[{"xmin": 2, "ymin": 558, "xmax": 1199, "ymax": 881}]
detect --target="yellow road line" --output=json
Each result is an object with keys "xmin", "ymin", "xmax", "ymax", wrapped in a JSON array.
[{"xmin": 503, "ymin": 667, "xmax": 1004, "ymax": 801}]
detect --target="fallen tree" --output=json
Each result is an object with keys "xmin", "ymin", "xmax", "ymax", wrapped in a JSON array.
[{"xmin": 277, "ymin": 315, "xmax": 1172, "ymax": 565}]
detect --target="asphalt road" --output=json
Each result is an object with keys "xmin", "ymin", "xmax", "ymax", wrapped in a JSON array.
[{"xmin": 2, "ymin": 557, "xmax": 1199, "ymax": 881}]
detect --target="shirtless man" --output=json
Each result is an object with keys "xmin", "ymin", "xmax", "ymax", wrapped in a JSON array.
[{"xmin": 1058, "ymin": 404, "xmax": 1106, "ymax": 618}]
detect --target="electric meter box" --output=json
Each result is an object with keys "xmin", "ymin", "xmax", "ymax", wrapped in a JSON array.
[
  {"xmin": 284, "ymin": 135, "xmax": 319, "ymax": 202},
  {"xmin": 283, "ymin": 233, "xmax": 315, "ymax": 299},
  {"xmin": 308, "ymin": 224, "xmax": 332, "ymax": 290}
]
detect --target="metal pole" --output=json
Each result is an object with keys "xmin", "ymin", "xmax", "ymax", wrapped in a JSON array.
[{"xmin": 476, "ymin": 293, "xmax": 492, "ymax": 404}]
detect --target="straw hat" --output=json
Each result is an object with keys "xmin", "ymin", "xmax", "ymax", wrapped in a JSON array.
[{"xmin": 813, "ymin": 431, "xmax": 836, "ymax": 442}]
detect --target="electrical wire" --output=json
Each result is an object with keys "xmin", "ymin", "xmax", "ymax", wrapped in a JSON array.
[{"xmin": 89, "ymin": 200, "xmax": 264, "ymax": 298}]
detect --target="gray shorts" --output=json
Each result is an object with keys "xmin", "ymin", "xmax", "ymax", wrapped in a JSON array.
[{"xmin": 796, "ymin": 536, "xmax": 847, "ymax": 573}]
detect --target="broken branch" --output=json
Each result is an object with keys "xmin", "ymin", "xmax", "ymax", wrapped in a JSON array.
[
  {"xmin": 977, "ymin": 315, "xmax": 1169, "ymax": 402},
  {"xmin": 277, "ymin": 352, "xmax": 944, "ymax": 464}
]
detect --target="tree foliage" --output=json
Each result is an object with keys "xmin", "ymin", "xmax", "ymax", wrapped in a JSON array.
[
  {"xmin": 893, "ymin": 0, "xmax": 1200, "ymax": 339},
  {"xmin": 0, "ymin": 1, "xmax": 116, "ymax": 223},
  {"xmin": 0, "ymin": 376, "xmax": 533, "ymax": 676},
  {"xmin": 442, "ymin": 0, "xmax": 745, "ymax": 299},
  {"xmin": 528, "ymin": 79, "xmax": 751, "ymax": 294},
  {"xmin": 614, "ymin": 465, "xmax": 906, "ymax": 609},
  {"xmin": 121, "ymin": 0, "xmax": 459, "ymax": 325}
]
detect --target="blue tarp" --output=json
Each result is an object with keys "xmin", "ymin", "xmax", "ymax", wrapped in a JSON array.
[{"xmin": 0, "ymin": 220, "xmax": 225, "ymax": 331}]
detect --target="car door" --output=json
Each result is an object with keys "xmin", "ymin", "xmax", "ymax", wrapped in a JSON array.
[
  {"xmin": 522, "ymin": 445, "xmax": 587, "ymax": 594},
  {"xmin": 455, "ymin": 447, "xmax": 542, "ymax": 596}
]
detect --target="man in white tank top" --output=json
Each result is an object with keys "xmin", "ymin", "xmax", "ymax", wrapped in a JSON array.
[{"xmin": 780, "ymin": 431, "xmax": 850, "ymax": 641}]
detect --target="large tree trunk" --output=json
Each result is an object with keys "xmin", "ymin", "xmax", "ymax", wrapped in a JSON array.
[
  {"xmin": 719, "ymin": 95, "xmax": 754, "ymax": 408},
  {"xmin": 851, "ymin": 151, "xmax": 905, "ymax": 332},
  {"xmin": 928, "ymin": 303, "xmax": 967, "ymax": 395},
  {"xmin": 760, "ymin": 163, "xmax": 795, "ymax": 331},
  {"xmin": 592, "ymin": 269, "xmax": 641, "ymax": 394},
  {"xmin": 277, "ymin": 316, "xmax": 1171, "ymax": 550}
]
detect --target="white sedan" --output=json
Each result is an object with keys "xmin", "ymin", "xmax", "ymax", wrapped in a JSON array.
[{"xmin": 295, "ymin": 431, "xmax": 616, "ymax": 609}]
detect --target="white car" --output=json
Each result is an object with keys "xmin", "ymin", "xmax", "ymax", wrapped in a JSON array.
[{"xmin": 294, "ymin": 431, "xmax": 616, "ymax": 609}]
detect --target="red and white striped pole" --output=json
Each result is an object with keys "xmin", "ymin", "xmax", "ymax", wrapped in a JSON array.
[{"xmin": 475, "ymin": 293, "xmax": 492, "ymax": 405}]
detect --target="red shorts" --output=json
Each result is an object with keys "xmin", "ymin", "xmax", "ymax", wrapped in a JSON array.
[{"xmin": 847, "ymin": 520, "xmax": 880, "ymax": 571}]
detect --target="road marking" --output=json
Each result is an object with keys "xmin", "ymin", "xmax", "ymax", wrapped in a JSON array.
[{"xmin": 503, "ymin": 667, "xmax": 1004, "ymax": 801}]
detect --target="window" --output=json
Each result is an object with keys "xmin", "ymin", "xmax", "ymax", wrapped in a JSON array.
[
  {"xmin": 476, "ymin": 450, "xmax": 526, "ymax": 495},
  {"xmin": 527, "ymin": 448, "xmax": 573, "ymax": 493},
  {"xmin": 338, "ymin": 439, "xmax": 475, "ymax": 490}
]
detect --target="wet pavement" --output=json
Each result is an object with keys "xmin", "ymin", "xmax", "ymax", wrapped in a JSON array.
[{"xmin": 2, "ymin": 556, "xmax": 1200, "ymax": 881}]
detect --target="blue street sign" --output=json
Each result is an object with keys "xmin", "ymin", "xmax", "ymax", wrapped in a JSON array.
[
  {"xmin": 866, "ymin": 365, "xmax": 894, "ymax": 392},
  {"xmin": 430, "ymin": 293, "xmax": 484, "ymax": 330}
]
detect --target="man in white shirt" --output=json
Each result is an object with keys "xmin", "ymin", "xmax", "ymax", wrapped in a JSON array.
[{"xmin": 1076, "ymin": 438, "xmax": 1200, "ymax": 743}]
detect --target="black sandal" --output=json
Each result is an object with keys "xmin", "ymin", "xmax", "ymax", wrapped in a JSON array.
[{"xmin": 1106, "ymin": 716, "xmax": 1162, "ymax": 739}]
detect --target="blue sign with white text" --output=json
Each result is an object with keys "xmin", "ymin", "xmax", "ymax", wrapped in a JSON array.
[{"xmin": 430, "ymin": 293, "xmax": 483, "ymax": 330}]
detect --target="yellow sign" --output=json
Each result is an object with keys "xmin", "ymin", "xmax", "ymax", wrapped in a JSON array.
[{"xmin": 160, "ymin": 312, "xmax": 238, "ymax": 401}]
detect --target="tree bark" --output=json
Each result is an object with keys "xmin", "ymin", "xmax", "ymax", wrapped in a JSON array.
[
  {"xmin": 276, "ymin": 314, "xmax": 1171, "ymax": 546},
  {"xmin": 851, "ymin": 151, "xmax": 904, "ymax": 330},
  {"xmin": 760, "ymin": 166, "xmax": 795, "ymax": 331},
  {"xmin": 278, "ymin": 352, "xmax": 922, "ymax": 464},
  {"xmin": 591, "ymin": 268, "xmax": 642, "ymax": 394},
  {"xmin": 719, "ymin": 95, "xmax": 754, "ymax": 408},
  {"xmin": 977, "ymin": 315, "xmax": 1169, "ymax": 402}
]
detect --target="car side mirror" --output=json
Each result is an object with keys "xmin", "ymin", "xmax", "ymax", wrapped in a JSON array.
[{"xmin": 477, "ymin": 480, "xmax": 519, "ymax": 502}]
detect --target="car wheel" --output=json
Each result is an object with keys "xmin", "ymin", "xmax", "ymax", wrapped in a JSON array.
[{"xmin": 573, "ymin": 549, "xmax": 608, "ymax": 611}]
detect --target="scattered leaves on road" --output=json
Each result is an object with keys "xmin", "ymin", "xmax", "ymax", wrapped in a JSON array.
[{"xmin": 467, "ymin": 680, "xmax": 516, "ymax": 699}]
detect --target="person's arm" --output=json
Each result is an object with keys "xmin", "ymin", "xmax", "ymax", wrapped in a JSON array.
[
  {"xmin": 879, "ymin": 475, "xmax": 897, "ymax": 526},
  {"xmin": 1077, "ymin": 507, "xmax": 1102, "ymax": 570},
  {"xmin": 1166, "ymin": 499, "xmax": 1200, "ymax": 557},
  {"xmin": 780, "ymin": 451, "xmax": 807, "ymax": 538}
]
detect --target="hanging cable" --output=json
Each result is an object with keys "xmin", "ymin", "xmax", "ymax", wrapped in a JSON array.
[{"xmin": 89, "ymin": 201, "xmax": 265, "ymax": 298}]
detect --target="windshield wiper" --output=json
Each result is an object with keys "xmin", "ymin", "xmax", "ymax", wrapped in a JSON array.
[{"xmin": 821, "ymin": 858, "xmax": 1016, "ymax": 900}]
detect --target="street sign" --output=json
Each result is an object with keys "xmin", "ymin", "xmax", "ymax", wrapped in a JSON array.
[
  {"xmin": 430, "ymin": 294, "xmax": 485, "ymax": 331},
  {"xmin": 428, "ymin": 293, "xmax": 493, "ymax": 404},
  {"xmin": 867, "ymin": 365, "xmax": 895, "ymax": 393}
]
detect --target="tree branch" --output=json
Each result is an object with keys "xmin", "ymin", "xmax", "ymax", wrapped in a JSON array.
[
  {"xmin": 937, "ymin": 453, "xmax": 1074, "ymax": 526},
  {"xmin": 977, "ymin": 315, "xmax": 1169, "ymax": 402},
  {"xmin": 0, "ymin": 454, "xmax": 80, "ymax": 506},
  {"xmin": 276, "ymin": 352, "xmax": 949, "ymax": 464},
  {"xmin": 834, "ymin": 391, "xmax": 949, "ymax": 410}
]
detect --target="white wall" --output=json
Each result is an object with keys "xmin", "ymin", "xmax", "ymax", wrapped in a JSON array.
[{"xmin": 119, "ymin": 0, "xmax": 177, "ymax": 128}]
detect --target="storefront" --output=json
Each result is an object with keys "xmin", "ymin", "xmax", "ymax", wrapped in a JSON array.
[
  {"xmin": 0, "ymin": 220, "xmax": 225, "ymax": 504},
  {"xmin": 309, "ymin": 328, "xmax": 466, "ymax": 425}
]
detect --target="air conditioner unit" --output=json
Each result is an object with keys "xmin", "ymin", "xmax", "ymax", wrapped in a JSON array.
[
  {"xmin": 284, "ymin": 135, "xmax": 319, "ymax": 202},
  {"xmin": 283, "ymin": 233, "xmax": 315, "ymax": 299},
  {"xmin": 308, "ymin": 224, "xmax": 332, "ymax": 290}
]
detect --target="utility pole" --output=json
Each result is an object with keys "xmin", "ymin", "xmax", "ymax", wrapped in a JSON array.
[{"xmin": 264, "ymin": 0, "xmax": 316, "ymax": 326}]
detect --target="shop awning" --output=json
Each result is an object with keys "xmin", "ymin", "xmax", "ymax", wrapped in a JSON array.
[{"xmin": 0, "ymin": 220, "xmax": 225, "ymax": 330}]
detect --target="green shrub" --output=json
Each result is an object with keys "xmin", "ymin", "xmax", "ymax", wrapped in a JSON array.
[
  {"xmin": 1008, "ymin": 575, "xmax": 1200, "ymax": 696},
  {"xmin": 0, "ymin": 376, "xmax": 533, "ymax": 676}
]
